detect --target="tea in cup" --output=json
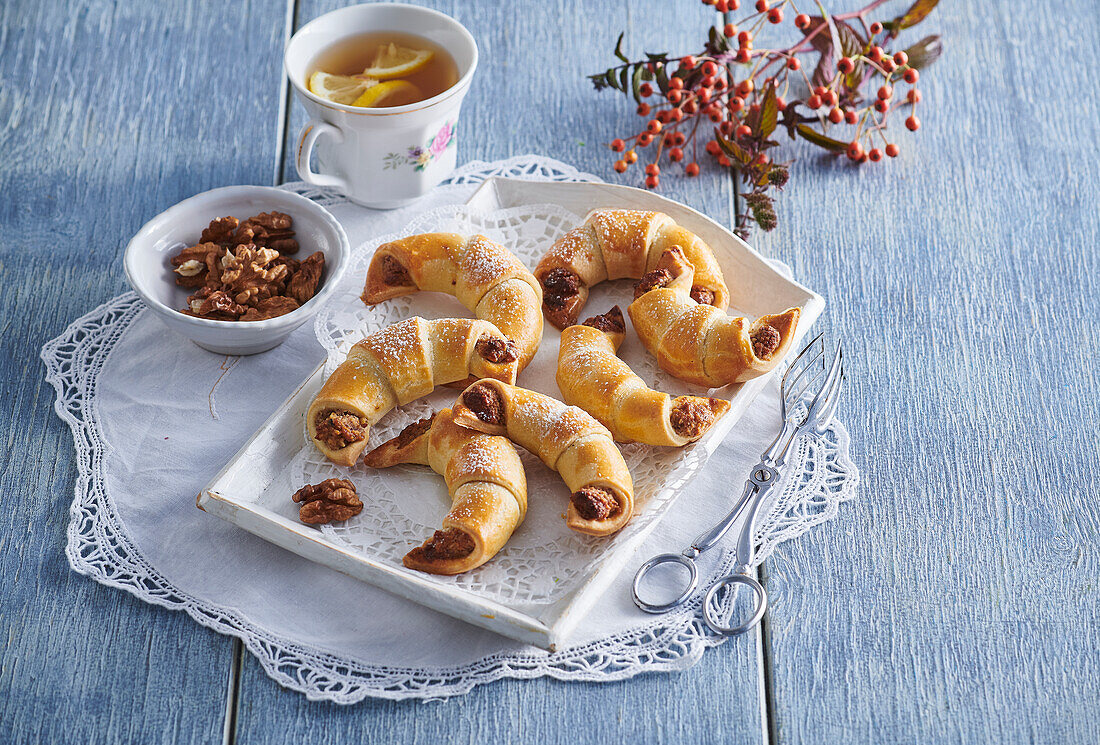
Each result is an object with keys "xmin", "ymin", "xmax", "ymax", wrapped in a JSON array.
[{"xmin": 284, "ymin": 4, "xmax": 478, "ymax": 209}]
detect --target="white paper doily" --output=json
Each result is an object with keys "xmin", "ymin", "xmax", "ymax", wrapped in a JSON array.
[{"xmin": 41, "ymin": 155, "xmax": 859, "ymax": 702}]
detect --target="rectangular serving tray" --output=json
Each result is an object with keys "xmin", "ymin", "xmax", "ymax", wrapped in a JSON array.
[{"xmin": 198, "ymin": 177, "xmax": 825, "ymax": 650}]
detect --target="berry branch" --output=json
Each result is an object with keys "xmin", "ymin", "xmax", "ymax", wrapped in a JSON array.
[{"xmin": 589, "ymin": 0, "xmax": 942, "ymax": 237}]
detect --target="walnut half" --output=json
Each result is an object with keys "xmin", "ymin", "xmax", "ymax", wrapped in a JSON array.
[{"xmin": 292, "ymin": 478, "xmax": 362, "ymax": 525}]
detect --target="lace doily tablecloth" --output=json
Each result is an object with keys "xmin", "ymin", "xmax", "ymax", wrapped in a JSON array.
[{"xmin": 41, "ymin": 155, "xmax": 858, "ymax": 702}]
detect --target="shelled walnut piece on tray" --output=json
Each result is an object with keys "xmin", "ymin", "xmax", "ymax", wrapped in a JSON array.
[
  {"xmin": 292, "ymin": 478, "xmax": 362, "ymax": 525},
  {"xmin": 169, "ymin": 212, "xmax": 326, "ymax": 321}
]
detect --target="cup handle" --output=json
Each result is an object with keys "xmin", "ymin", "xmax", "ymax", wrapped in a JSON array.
[{"xmin": 295, "ymin": 120, "xmax": 349, "ymax": 191}]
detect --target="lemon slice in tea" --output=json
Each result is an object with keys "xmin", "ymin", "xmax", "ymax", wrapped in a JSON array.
[
  {"xmin": 361, "ymin": 43, "xmax": 434, "ymax": 79},
  {"xmin": 308, "ymin": 71, "xmax": 377, "ymax": 105},
  {"xmin": 352, "ymin": 80, "xmax": 424, "ymax": 108}
]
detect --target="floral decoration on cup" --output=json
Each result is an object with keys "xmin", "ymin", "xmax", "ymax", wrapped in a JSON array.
[{"xmin": 384, "ymin": 121, "xmax": 456, "ymax": 172}]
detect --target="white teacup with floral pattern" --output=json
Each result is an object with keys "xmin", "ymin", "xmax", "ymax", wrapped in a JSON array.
[{"xmin": 285, "ymin": 4, "xmax": 478, "ymax": 209}]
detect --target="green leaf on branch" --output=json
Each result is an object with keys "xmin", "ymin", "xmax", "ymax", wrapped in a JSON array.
[
  {"xmin": 631, "ymin": 64, "xmax": 645, "ymax": 103},
  {"xmin": 886, "ymin": 0, "xmax": 940, "ymax": 32},
  {"xmin": 619, "ymin": 65, "xmax": 630, "ymax": 93},
  {"xmin": 614, "ymin": 32, "xmax": 628, "ymax": 63},
  {"xmin": 759, "ymin": 82, "xmax": 778, "ymax": 138},
  {"xmin": 903, "ymin": 35, "xmax": 943, "ymax": 69},
  {"xmin": 716, "ymin": 136, "xmax": 752, "ymax": 166},
  {"xmin": 795, "ymin": 124, "xmax": 848, "ymax": 152},
  {"xmin": 655, "ymin": 64, "xmax": 669, "ymax": 93},
  {"xmin": 603, "ymin": 69, "xmax": 618, "ymax": 90}
]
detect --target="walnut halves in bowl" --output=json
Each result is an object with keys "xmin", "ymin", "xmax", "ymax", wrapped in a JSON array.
[{"xmin": 171, "ymin": 212, "xmax": 324, "ymax": 322}]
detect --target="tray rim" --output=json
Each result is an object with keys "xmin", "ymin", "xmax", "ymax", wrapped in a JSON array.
[{"xmin": 198, "ymin": 177, "xmax": 826, "ymax": 650}]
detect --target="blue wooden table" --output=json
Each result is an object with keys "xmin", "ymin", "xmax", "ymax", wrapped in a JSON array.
[{"xmin": 3, "ymin": 0, "xmax": 1098, "ymax": 742}]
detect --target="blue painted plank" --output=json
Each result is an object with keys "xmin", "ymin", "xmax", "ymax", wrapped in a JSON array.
[
  {"xmin": 0, "ymin": 0, "xmax": 291, "ymax": 741},
  {"xmin": 753, "ymin": 0, "xmax": 1100, "ymax": 742}
]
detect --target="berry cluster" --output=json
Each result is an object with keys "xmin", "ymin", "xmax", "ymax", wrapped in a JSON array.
[{"xmin": 589, "ymin": 0, "xmax": 942, "ymax": 236}]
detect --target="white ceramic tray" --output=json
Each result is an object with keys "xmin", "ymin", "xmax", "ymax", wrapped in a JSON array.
[{"xmin": 198, "ymin": 178, "xmax": 825, "ymax": 650}]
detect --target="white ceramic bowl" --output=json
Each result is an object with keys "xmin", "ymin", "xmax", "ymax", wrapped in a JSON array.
[{"xmin": 124, "ymin": 185, "xmax": 349, "ymax": 355}]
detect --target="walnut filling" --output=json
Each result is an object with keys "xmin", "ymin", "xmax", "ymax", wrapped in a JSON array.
[
  {"xmin": 541, "ymin": 267, "xmax": 581, "ymax": 309},
  {"xmin": 581, "ymin": 306, "xmax": 625, "ymax": 334},
  {"xmin": 380, "ymin": 254, "xmax": 413, "ymax": 287},
  {"xmin": 407, "ymin": 528, "xmax": 476, "ymax": 562},
  {"xmin": 632, "ymin": 268, "xmax": 674, "ymax": 299},
  {"xmin": 475, "ymin": 336, "xmax": 519, "ymax": 364},
  {"xmin": 690, "ymin": 285, "xmax": 716, "ymax": 306},
  {"xmin": 571, "ymin": 486, "xmax": 621, "ymax": 521},
  {"xmin": 669, "ymin": 397, "xmax": 718, "ymax": 439},
  {"xmin": 462, "ymin": 384, "xmax": 505, "ymax": 425},
  {"xmin": 394, "ymin": 413, "xmax": 436, "ymax": 448},
  {"xmin": 751, "ymin": 325, "xmax": 782, "ymax": 360},
  {"xmin": 314, "ymin": 410, "xmax": 367, "ymax": 450}
]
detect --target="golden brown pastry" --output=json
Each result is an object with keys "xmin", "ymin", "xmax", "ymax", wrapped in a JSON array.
[
  {"xmin": 628, "ymin": 247, "xmax": 800, "ymax": 388},
  {"xmin": 534, "ymin": 208, "xmax": 730, "ymax": 329},
  {"xmin": 363, "ymin": 409, "xmax": 527, "ymax": 575},
  {"xmin": 307, "ymin": 317, "xmax": 520, "ymax": 467},
  {"xmin": 361, "ymin": 233, "xmax": 543, "ymax": 370},
  {"xmin": 557, "ymin": 306, "xmax": 731, "ymax": 446},
  {"xmin": 451, "ymin": 379, "xmax": 634, "ymax": 537}
]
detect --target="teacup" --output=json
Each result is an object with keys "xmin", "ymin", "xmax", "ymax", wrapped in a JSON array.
[{"xmin": 284, "ymin": 3, "xmax": 478, "ymax": 209}]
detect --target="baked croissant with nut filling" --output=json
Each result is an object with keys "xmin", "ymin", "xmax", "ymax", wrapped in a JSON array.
[
  {"xmin": 557, "ymin": 306, "xmax": 731, "ymax": 446},
  {"xmin": 361, "ymin": 233, "xmax": 543, "ymax": 370},
  {"xmin": 534, "ymin": 208, "xmax": 729, "ymax": 329},
  {"xmin": 307, "ymin": 317, "xmax": 520, "ymax": 467},
  {"xmin": 363, "ymin": 408, "xmax": 527, "ymax": 575},
  {"xmin": 451, "ymin": 379, "xmax": 634, "ymax": 537},
  {"xmin": 628, "ymin": 247, "xmax": 800, "ymax": 388}
]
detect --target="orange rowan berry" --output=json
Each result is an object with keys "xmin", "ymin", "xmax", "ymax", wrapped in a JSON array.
[
  {"xmin": 686, "ymin": 162, "xmax": 700, "ymax": 176},
  {"xmin": 625, "ymin": 149, "xmax": 638, "ymax": 163},
  {"xmin": 844, "ymin": 109, "xmax": 858, "ymax": 124},
  {"xmin": 669, "ymin": 147, "xmax": 684, "ymax": 162},
  {"xmin": 638, "ymin": 132, "xmax": 654, "ymax": 146},
  {"xmin": 755, "ymin": 0, "xmax": 768, "ymax": 11},
  {"xmin": 646, "ymin": 119, "xmax": 662, "ymax": 134},
  {"xmin": 735, "ymin": 124, "xmax": 752, "ymax": 138},
  {"xmin": 837, "ymin": 57, "xmax": 854, "ymax": 74},
  {"xmin": 645, "ymin": 163, "xmax": 660, "ymax": 176},
  {"xmin": 767, "ymin": 8, "xmax": 783, "ymax": 23},
  {"xmin": 885, "ymin": 143, "xmax": 899, "ymax": 157},
  {"xmin": 828, "ymin": 107, "xmax": 843, "ymax": 123},
  {"xmin": 670, "ymin": 77, "xmax": 685, "ymax": 90},
  {"xmin": 904, "ymin": 69, "xmax": 919, "ymax": 84},
  {"xmin": 613, "ymin": 159, "xmax": 628, "ymax": 173},
  {"xmin": 868, "ymin": 147, "xmax": 883, "ymax": 162},
  {"xmin": 637, "ymin": 103, "xmax": 651, "ymax": 116},
  {"xmin": 893, "ymin": 51, "xmax": 909, "ymax": 66},
  {"xmin": 905, "ymin": 115, "xmax": 920, "ymax": 131},
  {"xmin": 869, "ymin": 21, "xmax": 883, "ymax": 34},
  {"xmin": 807, "ymin": 94, "xmax": 822, "ymax": 109},
  {"xmin": 735, "ymin": 48, "xmax": 752, "ymax": 63},
  {"xmin": 724, "ymin": 23, "xmax": 737, "ymax": 37},
  {"xmin": 611, "ymin": 138, "xmax": 625, "ymax": 152},
  {"xmin": 645, "ymin": 175, "xmax": 660, "ymax": 189},
  {"xmin": 795, "ymin": 13, "xmax": 811, "ymax": 29},
  {"xmin": 681, "ymin": 56, "xmax": 697, "ymax": 70},
  {"xmin": 787, "ymin": 57, "xmax": 800, "ymax": 70},
  {"xmin": 907, "ymin": 89, "xmax": 922, "ymax": 104}
]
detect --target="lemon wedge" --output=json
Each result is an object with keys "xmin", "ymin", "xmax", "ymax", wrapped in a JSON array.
[
  {"xmin": 352, "ymin": 79, "xmax": 423, "ymax": 108},
  {"xmin": 361, "ymin": 43, "xmax": 434, "ymax": 79},
  {"xmin": 308, "ymin": 71, "xmax": 377, "ymax": 105}
]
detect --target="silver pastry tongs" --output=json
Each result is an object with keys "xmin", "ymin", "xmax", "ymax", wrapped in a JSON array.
[{"xmin": 631, "ymin": 334, "xmax": 845, "ymax": 635}]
